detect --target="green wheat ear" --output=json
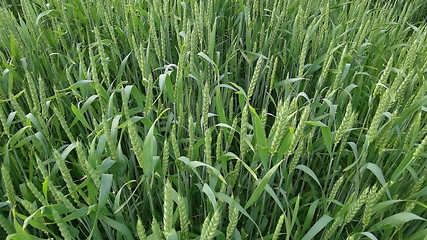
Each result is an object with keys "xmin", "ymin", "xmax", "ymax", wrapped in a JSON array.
[
  {"xmin": 163, "ymin": 180, "xmax": 174, "ymax": 237},
  {"xmin": 1, "ymin": 164, "xmax": 16, "ymax": 205}
]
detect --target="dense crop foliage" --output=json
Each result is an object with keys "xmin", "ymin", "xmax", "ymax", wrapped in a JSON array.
[{"xmin": 1, "ymin": 0, "xmax": 427, "ymax": 239}]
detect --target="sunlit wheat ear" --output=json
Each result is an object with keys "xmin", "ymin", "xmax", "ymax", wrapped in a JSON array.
[
  {"xmin": 0, "ymin": 104, "xmax": 9, "ymax": 135},
  {"xmin": 49, "ymin": 182, "xmax": 76, "ymax": 212},
  {"xmin": 289, "ymin": 139, "xmax": 306, "ymax": 174},
  {"xmin": 298, "ymin": 20, "xmax": 313, "ymax": 78},
  {"xmin": 93, "ymin": 27, "xmax": 110, "ymax": 85},
  {"xmin": 216, "ymin": 129, "xmax": 223, "ymax": 164},
  {"xmin": 52, "ymin": 209, "xmax": 73, "ymax": 240},
  {"xmin": 24, "ymin": 70, "xmax": 39, "ymax": 114},
  {"xmin": 136, "ymin": 217, "xmax": 147, "ymax": 240},
  {"xmin": 405, "ymin": 171, "xmax": 426, "ymax": 212},
  {"xmin": 403, "ymin": 112, "xmax": 421, "ymax": 149},
  {"xmin": 162, "ymin": 180, "xmax": 174, "ymax": 237},
  {"xmin": 177, "ymin": 195, "xmax": 190, "ymax": 239},
  {"xmin": 413, "ymin": 132, "xmax": 427, "ymax": 160},
  {"xmin": 171, "ymin": 124, "xmax": 180, "ymax": 160},
  {"xmin": 248, "ymin": 57, "xmax": 263, "ymax": 101},
  {"xmin": 288, "ymin": 106, "xmax": 310, "ymax": 155},
  {"xmin": 9, "ymin": 92, "xmax": 26, "ymax": 123},
  {"xmin": 327, "ymin": 44, "xmax": 348, "ymax": 99},
  {"xmin": 204, "ymin": 127, "xmax": 213, "ymax": 169},
  {"xmin": 272, "ymin": 213, "xmax": 285, "ymax": 240},
  {"xmin": 328, "ymin": 175, "xmax": 345, "ymax": 205},
  {"xmin": 201, "ymin": 206, "xmax": 221, "ymax": 240},
  {"xmin": 226, "ymin": 198, "xmax": 239, "ymax": 240},
  {"xmin": 367, "ymin": 91, "xmax": 390, "ymax": 145},
  {"xmin": 26, "ymin": 180, "xmax": 49, "ymax": 206},
  {"xmin": 317, "ymin": 38, "xmax": 335, "ymax": 90},
  {"xmin": 1, "ymin": 165, "xmax": 16, "ymax": 205},
  {"xmin": 52, "ymin": 149, "xmax": 80, "ymax": 204},
  {"xmin": 19, "ymin": 198, "xmax": 37, "ymax": 216},
  {"xmin": 148, "ymin": 12, "xmax": 161, "ymax": 62},
  {"xmin": 188, "ymin": 114, "xmax": 195, "ymax": 160},
  {"xmin": 335, "ymin": 102, "xmax": 353, "ymax": 145},
  {"xmin": 323, "ymin": 212, "xmax": 343, "ymax": 239},
  {"xmin": 52, "ymin": 105, "xmax": 75, "ymax": 143},
  {"xmin": 373, "ymin": 55, "xmax": 394, "ymax": 99},
  {"xmin": 362, "ymin": 185, "xmax": 378, "ymax": 228},
  {"xmin": 151, "ymin": 217, "xmax": 163, "ymax": 239},
  {"xmin": 162, "ymin": 139, "xmax": 170, "ymax": 177},
  {"xmin": 240, "ymin": 104, "xmax": 249, "ymax": 158},
  {"xmin": 338, "ymin": 112, "xmax": 357, "ymax": 155},
  {"xmin": 76, "ymin": 142, "xmax": 101, "ymax": 189},
  {"xmin": 202, "ymin": 82, "xmax": 210, "ymax": 131}
]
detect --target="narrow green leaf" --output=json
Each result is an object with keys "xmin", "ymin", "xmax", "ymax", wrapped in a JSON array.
[
  {"xmin": 71, "ymin": 104, "xmax": 93, "ymax": 131},
  {"xmin": 370, "ymin": 213, "xmax": 425, "ymax": 232},
  {"xmin": 301, "ymin": 215, "xmax": 333, "ymax": 240},
  {"xmin": 249, "ymin": 106, "xmax": 268, "ymax": 168},
  {"xmin": 244, "ymin": 159, "xmax": 284, "ymax": 209},
  {"xmin": 202, "ymin": 184, "xmax": 217, "ymax": 209},
  {"xmin": 295, "ymin": 165, "xmax": 322, "ymax": 189},
  {"xmin": 142, "ymin": 122, "xmax": 157, "ymax": 177},
  {"xmin": 98, "ymin": 174, "xmax": 113, "ymax": 215}
]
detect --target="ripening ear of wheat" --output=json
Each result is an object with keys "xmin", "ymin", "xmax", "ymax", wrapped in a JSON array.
[{"xmin": 1, "ymin": 0, "xmax": 427, "ymax": 239}]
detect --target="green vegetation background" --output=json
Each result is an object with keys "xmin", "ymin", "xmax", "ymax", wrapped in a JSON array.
[{"xmin": 1, "ymin": 0, "xmax": 427, "ymax": 239}]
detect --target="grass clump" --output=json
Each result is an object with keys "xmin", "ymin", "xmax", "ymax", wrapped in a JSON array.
[{"xmin": 1, "ymin": 0, "xmax": 427, "ymax": 239}]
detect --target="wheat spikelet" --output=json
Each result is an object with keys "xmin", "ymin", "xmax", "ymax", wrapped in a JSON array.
[
  {"xmin": 24, "ymin": 70, "xmax": 40, "ymax": 114},
  {"xmin": 289, "ymin": 106, "xmax": 310, "ymax": 155},
  {"xmin": 137, "ymin": 217, "xmax": 147, "ymax": 240},
  {"xmin": 373, "ymin": 55, "xmax": 394, "ymax": 98},
  {"xmin": 268, "ymin": 98, "xmax": 287, "ymax": 142},
  {"xmin": 328, "ymin": 175, "xmax": 345, "ymax": 205},
  {"xmin": 162, "ymin": 139, "xmax": 170, "ymax": 176},
  {"xmin": 149, "ymin": 11, "xmax": 162, "ymax": 61},
  {"xmin": 272, "ymin": 213, "xmax": 285, "ymax": 240},
  {"xmin": 323, "ymin": 214, "xmax": 342, "ymax": 240},
  {"xmin": 201, "ymin": 206, "xmax": 221, "ymax": 240},
  {"xmin": 345, "ymin": 187, "xmax": 369, "ymax": 224},
  {"xmin": 49, "ymin": 182, "xmax": 76, "ymax": 212},
  {"xmin": 226, "ymin": 198, "xmax": 239, "ymax": 239},
  {"xmin": 9, "ymin": 92, "xmax": 26, "ymax": 123},
  {"xmin": 178, "ymin": 194, "xmax": 190, "ymax": 239},
  {"xmin": 413, "ymin": 133, "xmax": 427, "ymax": 160},
  {"xmin": 171, "ymin": 124, "xmax": 180, "ymax": 160},
  {"xmin": 52, "ymin": 149, "xmax": 80, "ymax": 204},
  {"xmin": 240, "ymin": 104, "xmax": 249, "ymax": 158},
  {"xmin": 248, "ymin": 57, "xmax": 263, "ymax": 101},
  {"xmin": 362, "ymin": 185, "xmax": 378, "ymax": 228},
  {"xmin": 1, "ymin": 165, "xmax": 16, "ymax": 205},
  {"xmin": 26, "ymin": 180, "xmax": 49, "ymax": 205},
  {"xmin": 76, "ymin": 142, "xmax": 101, "ymax": 189},
  {"xmin": 216, "ymin": 129, "xmax": 223, "ymax": 164},
  {"xmin": 289, "ymin": 139, "xmax": 305, "ymax": 174},
  {"xmin": 188, "ymin": 114, "xmax": 195, "ymax": 160},
  {"xmin": 52, "ymin": 105, "xmax": 75, "ymax": 143},
  {"xmin": 0, "ymin": 103, "xmax": 8, "ymax": 135},
  {"xmin": 202, "ymin": 82, "xmax": 210, "ymax": 131},
  {"xmin": 367, "ymin": 91, "xmax": 390, "ymax": 144},
  {"xmin": 19, "ymin": 198, "xmax": 37, "ymax": 215},
  {"xmin": 335, "ymin": 102, "xmax": 353, "ymax": 145},
  {"xmin": 152, "ymin": 217, "xmax": 163, "ymax": 239},
  {"xmin": 405, "ymin": 172, "xmax": 426, "ymax": 212},
  {"xmin": 317, "ymin": 37, "xmax": 335, "ymax": 89},
  {"xmin": 163, "ymin": 180, "xmax": 174, "ymax": 237},
  {"xmin": 52, "ymin": 209, "xmax": 73, "ymax": 240}
]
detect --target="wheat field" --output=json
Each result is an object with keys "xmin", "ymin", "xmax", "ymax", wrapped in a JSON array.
[{"xmin": 1, "ymin": 0, "xmax": 427, "ymax": 239}]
